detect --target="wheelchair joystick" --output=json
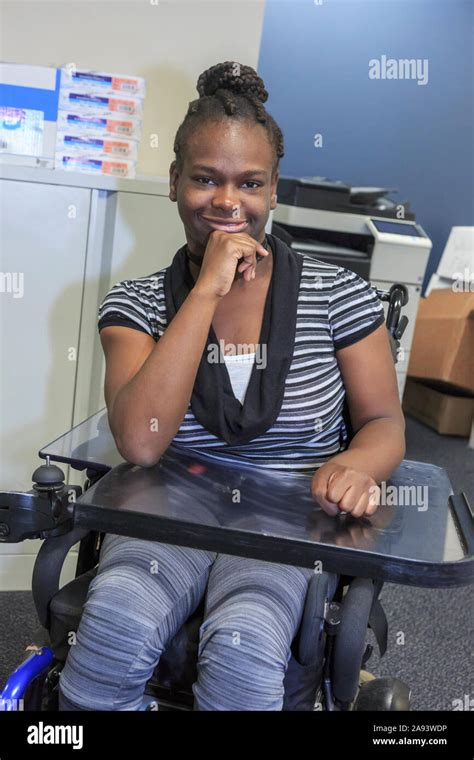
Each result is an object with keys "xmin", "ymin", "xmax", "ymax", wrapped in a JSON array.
[
  {"xmin": 32, "ymin": 456, "xmax": 66, "ymax": 493},
  {"xmin": 0, "ymin": 456, "xmax": 82, "ymax": 543}
]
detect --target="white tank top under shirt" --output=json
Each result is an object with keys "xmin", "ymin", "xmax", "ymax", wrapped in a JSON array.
[{"xmin": 222, "ymin": 352, "xmax": 256, "ymax": 405}]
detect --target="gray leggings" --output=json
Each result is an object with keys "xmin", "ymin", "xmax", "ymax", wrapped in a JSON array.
[{"xmin": 58, "ymin": 533, "xmax": 315, "ymax": 711}]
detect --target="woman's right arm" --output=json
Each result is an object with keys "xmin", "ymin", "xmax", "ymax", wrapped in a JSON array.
[{"xmin": 101, "ymin": 287, "xmax": 220, "ymax": 467}]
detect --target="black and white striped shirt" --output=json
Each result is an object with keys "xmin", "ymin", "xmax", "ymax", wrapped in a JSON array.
[{"xmin": 98, "ymin": 254, "xmax": 385, "ymax": 474}]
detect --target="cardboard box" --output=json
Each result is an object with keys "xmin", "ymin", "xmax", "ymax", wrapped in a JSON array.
[
  {"xmin": 403, "ymin": 378, "xmax": 474, "ymax": 436},
  {"xmin": 55, "ymin": 153, "xmax": 136, "ymax": 178},
  {"xmin": 59, "ymin": 68, "xmax": 146, "ymax": 98},
  {"xmin": 57, "ymin": 111, "xmax": 142, "ymax": 139},
  {"xmin": 58, "ymin": 90, "xmax": 143, "ymax": 118},
  {"xmin": 55, "ymin": 133, "xmax": 138, "ymax": 160},
  {"xmin": 407, "ymin": 289, "xmax": 474, "ymax": 393}
]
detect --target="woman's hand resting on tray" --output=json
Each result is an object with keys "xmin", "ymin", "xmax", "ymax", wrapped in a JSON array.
[{"xmin": 311, "ymin": 461, "xmax": 381, "ymax": 518}]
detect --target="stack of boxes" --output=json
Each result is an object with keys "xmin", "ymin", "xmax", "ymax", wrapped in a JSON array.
[{"xmin": 55, "ymin": 67, "xmax": 145, "ymax": 179}]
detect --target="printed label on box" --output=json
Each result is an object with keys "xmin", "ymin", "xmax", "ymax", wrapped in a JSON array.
[{"xmin": 0, "ymin": 107, "xmax": 44, "ymax": 156}]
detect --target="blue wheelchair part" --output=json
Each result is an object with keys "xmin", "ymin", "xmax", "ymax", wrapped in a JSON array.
[{"xmin": 0, "ymin": 647, "xmax": 54, "ymax": 710}]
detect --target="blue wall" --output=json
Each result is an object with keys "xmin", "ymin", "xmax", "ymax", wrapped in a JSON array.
[{"xmin": 258, "ymin": 0, "xmax": 473, "ymax": 293}]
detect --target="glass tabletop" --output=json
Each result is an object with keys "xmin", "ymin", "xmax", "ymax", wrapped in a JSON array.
[
  {"xmin": 39, "ymin": 408, "xmax": 124, "ymax": 471},
  {"xmin": 39, "ymin": 409, "xmax": 473, "ymax": 587},
  {"xmin": 74, "ymin": 445, "xmax": 473, "ymax": 588}
]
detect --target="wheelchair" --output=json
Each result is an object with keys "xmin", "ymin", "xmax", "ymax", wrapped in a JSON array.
[{"xmin": 1, "ymin": 283, "xmax": 472, "ymax": 712}]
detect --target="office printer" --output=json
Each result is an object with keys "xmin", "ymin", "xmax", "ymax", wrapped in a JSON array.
[{"xmin": 271, "ymin": 176, "xmax": 432, "ymax": 397}]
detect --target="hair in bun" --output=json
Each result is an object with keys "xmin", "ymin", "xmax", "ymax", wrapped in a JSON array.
[
  {"xmin": 173, "ymin": 61, "xmax": 284, "ymax": 175},
  {"xmin": 196, "ymin": 61, "xmax": 268, "ymax": 103}
]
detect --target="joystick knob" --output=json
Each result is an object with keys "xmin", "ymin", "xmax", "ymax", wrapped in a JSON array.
[{"xmin": 32, "ymin": 456, "xmax": 66, "ymax": 492}]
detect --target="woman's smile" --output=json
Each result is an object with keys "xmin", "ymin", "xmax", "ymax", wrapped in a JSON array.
[{"xmin": 199, "ymin": 215, "xmax": 249, "ymax": 233}]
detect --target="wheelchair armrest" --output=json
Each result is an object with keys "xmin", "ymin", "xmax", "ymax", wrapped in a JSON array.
[
  {"xmin": 32, "ymin": 526, "xmax": 91, "ymax": 629},
  {"xmin": 331, "ymin": 577, "xmax": 379, "ymax": 708},
  {"xmin": 295, "ymin": 572, "xmax": 338, "ymax": 666}
]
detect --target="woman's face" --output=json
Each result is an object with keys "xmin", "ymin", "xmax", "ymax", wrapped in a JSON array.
[{"xmin": 169, "ymin": 119, "xmax": 278, "ymax": 257}]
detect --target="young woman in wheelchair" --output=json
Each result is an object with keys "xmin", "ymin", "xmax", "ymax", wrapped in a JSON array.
[{"xmin": 59, "ymin": 61, "xmax": 406, "ymax": 711}]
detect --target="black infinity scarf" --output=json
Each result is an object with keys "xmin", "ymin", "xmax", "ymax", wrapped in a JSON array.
[{"xmin": 163, "ymin": 233, "xmax": 303, "ymax": 446}]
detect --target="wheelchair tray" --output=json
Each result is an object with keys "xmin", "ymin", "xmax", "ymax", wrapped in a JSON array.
[{"xmin": 40, "ymin": 410, "xmax": 474, "ymax": 589}]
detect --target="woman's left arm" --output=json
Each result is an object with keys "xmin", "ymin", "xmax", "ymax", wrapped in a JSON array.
[{"xmin": 311, "ymin": 323, "xmax": 406, "ymax": 517}]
